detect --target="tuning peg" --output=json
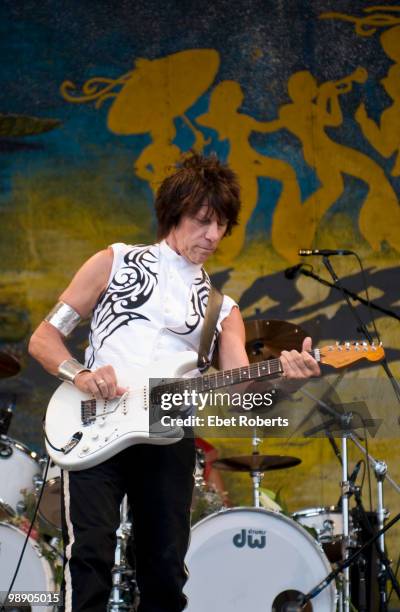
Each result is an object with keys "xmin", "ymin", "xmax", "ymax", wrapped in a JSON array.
[{"xmin": 345, "ymin": 342, "xmax": 350, "ymax": 350}]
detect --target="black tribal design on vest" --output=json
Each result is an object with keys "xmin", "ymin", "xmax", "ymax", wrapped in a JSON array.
[
  {"xmin": 86, "ymin": 245, "xmax": 158, "ymax": 367},
  {"xmin": 169, "ymin": 269, "xmax": 219, "ymax": 355},
  {"xmin": 168, "ymin": 269, "xmax": 210, "ymax": 336}
]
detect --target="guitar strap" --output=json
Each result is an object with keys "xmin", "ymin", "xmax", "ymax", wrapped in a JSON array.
[{"xmin": 197, "ymin": 286, "xmax": 223, "ymax": 373}]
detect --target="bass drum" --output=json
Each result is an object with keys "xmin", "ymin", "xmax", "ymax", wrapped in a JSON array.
[
  {"xmin": 184, "ymin": 508, "xmax": 336, "ymax": 611},
  {"xmin": 0, "ymin": 523, "xmax": 55, "ymax": 612}
]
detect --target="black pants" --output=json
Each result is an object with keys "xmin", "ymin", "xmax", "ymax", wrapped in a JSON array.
[{"xmin": 61, "ymin": 438, "xmax": 195, "ymax": 612}]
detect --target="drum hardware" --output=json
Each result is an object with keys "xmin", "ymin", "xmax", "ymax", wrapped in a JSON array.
[
  {"xmin": 108, "ymin": 495, "xmax": 139, "ymax": 612},
  {"xmin": 191, "ymin": 448, "xmax": 224, "ymax": 523},
  {"xmin": 292, "ymin": 506, "xmax": 356, "ymax": 564},
  {"xmin": 340, "ymin": 432, "xmax": 351, "ymax": 610},
  {"xmin": 374, "ymin": 459, "xmax": 388, "ymax": 601},
  {"xmin": 0, "ymin": 393, "xmax": 15, "ymax": 436},
  {"xmin": 15, "ymin": 500, "xmax": 27, "ymax": 516}
]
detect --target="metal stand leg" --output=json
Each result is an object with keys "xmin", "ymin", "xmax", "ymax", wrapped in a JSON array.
[
  {"xmin": 341, "ymin": 436, "xmax": 351, "ymax": 612},
  {"xmin": 108, "ymin": 496, "xmax": 138, "ymax": 612},
  {"xmin": 251, "ymin": 427, "xmax": 263, "ymax": 508},
  {"xmin": 375, "ymin": 461, "xmax": 388, "ymax": 611},
  {"xmin": 252, "ymin": 470, "xmax": 263, "ymax": 508}
]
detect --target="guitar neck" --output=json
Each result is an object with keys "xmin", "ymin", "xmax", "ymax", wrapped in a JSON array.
[{"xmin": 156, "ymin": 350, "xmax": 321, "ymax": 396}]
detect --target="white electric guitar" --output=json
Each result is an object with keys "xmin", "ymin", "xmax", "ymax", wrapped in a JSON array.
[{"xmin": 44, "ymin": 342, "xmax": 384, "ymax": 471}]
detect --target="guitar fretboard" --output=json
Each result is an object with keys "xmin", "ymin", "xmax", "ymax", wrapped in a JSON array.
[{"xmin": 151, "ymin": 349, "xmax": 320, "ymax": 401}]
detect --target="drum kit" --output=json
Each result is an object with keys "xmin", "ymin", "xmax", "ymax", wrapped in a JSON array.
[
  {"xmin": 0, "ymin": 352, "xmax": 62, "ymax": 612},
  {"xmin": 1, "ymin": 320, "xmax": 399, "ymax": 612},
  {"xmin": 185, "ymin": 321, "xmax": 400, "ymax": 611}
]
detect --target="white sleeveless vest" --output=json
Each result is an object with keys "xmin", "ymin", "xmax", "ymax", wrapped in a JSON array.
[{"xmin": 85, "ymin": 241, "xmax": 236, "ymax": 383}]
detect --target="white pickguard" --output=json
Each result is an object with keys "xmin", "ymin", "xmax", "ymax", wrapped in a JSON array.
[{"xmin": 44, "ymin": 351, "xmax": 199, "ymax": 471}]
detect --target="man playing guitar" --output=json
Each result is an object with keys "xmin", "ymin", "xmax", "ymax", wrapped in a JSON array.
[{"xmin": 29, "ymin": 153, "xmax": 320, "ymax": 612}]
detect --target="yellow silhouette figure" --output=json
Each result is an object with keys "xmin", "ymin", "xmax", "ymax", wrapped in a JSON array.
[
  {"xmin": 356, "ymin": 64, "xmax": 400, "ymax": 177},
  {"xmin": 61, "ymin": 50, "xmax": 220, "ymax": 193},
  {"xmin": 259, "ymin": 68, "xmax": 400, "ymax": 257},
  {"xmin": 380, "ymin": 23, "xmax": 400, "ymax": 62},
  {"xmin": 320, "ymin": 7, "xmax": 400, "ymax": 37},
  {"xmin": 196, "ymin": 80, "xmax": 302, "ymax": 262},
  {"xmin": 354, "ymin": 26, "xmax": 400, "ymax": 178}
]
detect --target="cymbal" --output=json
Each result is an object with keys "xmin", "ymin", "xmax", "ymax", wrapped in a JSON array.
[
  {"xmin": 0, "ymin": 352, "xmax": 20, "ymax": 378},
  {"xmin": 213, "ymin": 454, "xmax": 301, "ymax": 472},
  {"xmin": 244, "ymin": 319, "xmax": 306, "ymax": 363}
]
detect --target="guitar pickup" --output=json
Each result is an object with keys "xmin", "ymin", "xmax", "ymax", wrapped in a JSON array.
[{"xmin": 81, "ymin": 398, "xmax": 97, "ymax": 426}]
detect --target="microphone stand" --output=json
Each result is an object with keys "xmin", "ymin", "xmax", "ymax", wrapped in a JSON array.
[
  {"xmin": 349, "ymin": 433, "xmax": 400, "ymax": 496},
  {"xmin": 351, "ymin": 483, "xmax": 400, "ymax": 611},
  {"xmin": 348, "ymin": 434, "xmax": 400, "ymax": 609},
  {"xmin": 321, "ymin": 255, "xmax": 400, "ymax": 394},
  {"xmin": 301, "ymin": 392, "xmax": 354, "ymax": 612},
  {"xmin": 291, "ymin": 265, "xmax": 400, "ymax": 323},
  {"xmin": 299, "ymin": 254, "xmax": 400, "ymax": 609},
  {"xmin": 297, "ymin": 510, "xmax": 400, "ymax": 610},
  {"xmin": 300, "ymin": 385, "xmax": 400, "ymax": 609}
]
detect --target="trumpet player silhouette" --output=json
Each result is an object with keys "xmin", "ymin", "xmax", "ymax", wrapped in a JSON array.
[{"xmin": 261, "ymin": 68, "xmax": 400, "ymax": 261}]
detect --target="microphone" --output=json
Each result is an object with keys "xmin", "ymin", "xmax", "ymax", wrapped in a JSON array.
[
  {"xmin": 298, "ymin": 249, "xmax": 353, "ymax": 256},
  {"xmin": 272, "ymin": 591, "xmax": 305, "ymax": 611},
  {"xmin": 284, "ymin": 263, "xmax": 304, "ymax": 279}
]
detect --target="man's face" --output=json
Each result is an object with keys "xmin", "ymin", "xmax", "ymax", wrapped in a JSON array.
[{"xmin": 168, "ymin": 205, "xmax": 228, "ymax": 264}]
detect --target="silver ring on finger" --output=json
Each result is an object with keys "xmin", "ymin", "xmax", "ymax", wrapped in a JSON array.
[{"xmin": 96, "ymin": 378, "xmax": 106, "ymax": 386}]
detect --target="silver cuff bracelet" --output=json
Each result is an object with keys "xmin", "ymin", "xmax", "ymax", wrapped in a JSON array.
[
  {"xmin": 45, "ymin": 301, "xmax": 82, "ymax": 337},
  {"xmin": 58, "ymin": 358, "xmax": 91, "ymax": 384}
]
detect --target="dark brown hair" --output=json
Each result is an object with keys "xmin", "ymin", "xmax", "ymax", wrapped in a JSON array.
[{"xmin": 155, "ymin": 153, "xmax": 241, "ymax": 240}]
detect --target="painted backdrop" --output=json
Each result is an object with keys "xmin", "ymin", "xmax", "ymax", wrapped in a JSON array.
[{"xmin": 1, "ymin": 0, "xmax": 400, "ymax": 588}]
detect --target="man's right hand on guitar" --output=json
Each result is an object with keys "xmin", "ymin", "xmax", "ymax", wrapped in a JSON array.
[{"xmin": 75, "ymin": 366, "xmax": 127, "ymax": 400}]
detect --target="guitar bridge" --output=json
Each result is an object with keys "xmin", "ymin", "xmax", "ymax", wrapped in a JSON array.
[{"xmin": 81, "ymin": 399, "xmax": 97, "ymax": 426}]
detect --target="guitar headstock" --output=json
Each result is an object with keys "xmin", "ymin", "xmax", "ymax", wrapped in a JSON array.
[{"xmin": 319, "ymin": 341, "xmax": 385, "ymax": 369}]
